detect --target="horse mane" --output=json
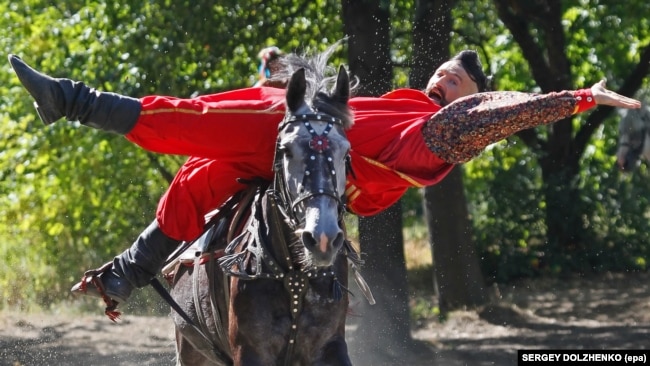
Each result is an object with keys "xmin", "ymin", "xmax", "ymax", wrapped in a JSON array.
[{"xmin": 267, "ymin": 40, "xmax": 357, "ymax": 129}]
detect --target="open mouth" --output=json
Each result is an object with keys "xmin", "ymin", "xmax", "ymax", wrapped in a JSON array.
[{"xmin": 428, "ymin": 87, "xmax": 444, "ymax": 104}]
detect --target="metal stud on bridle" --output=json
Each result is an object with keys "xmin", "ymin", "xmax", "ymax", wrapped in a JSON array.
[{"xmin": 274, "ymin": 113, "xmax": 348, "ymax": 229}]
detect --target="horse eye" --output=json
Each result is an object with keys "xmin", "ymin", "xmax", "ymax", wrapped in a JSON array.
[
  {"xmin": 280, "ymin": 146, "xmax": 294, "ymax": 159},
  {"xmin": 343, "ymin": 150, "xmax": 351, "ymax": 162}
]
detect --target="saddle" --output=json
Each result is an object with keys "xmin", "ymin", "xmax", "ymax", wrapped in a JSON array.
[{"xmin": 162, "ymin": 179, "xmax": 262, "ymax": 280}]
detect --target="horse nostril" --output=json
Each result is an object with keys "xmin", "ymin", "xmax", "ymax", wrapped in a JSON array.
[
  {"xmin": 302, "ymin": 231, "xmax": 343, "ymax": 254},
  {"xmin": 333, "ymin": 232, "xmax": 344, "ymax": 249},
  {"xmin": 301, "ymin": 231, "xmax": 318, "ymax": 250}
]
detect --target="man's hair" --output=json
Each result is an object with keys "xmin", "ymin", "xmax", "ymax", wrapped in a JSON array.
[{"xmin": 451, "ymin": 50, "xmax": 491, "ymax": 92}]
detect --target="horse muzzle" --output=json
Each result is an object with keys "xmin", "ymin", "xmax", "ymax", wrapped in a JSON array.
[{"xmin": 301, "ymin": 229, "xmax": 345, "ymax": 265}]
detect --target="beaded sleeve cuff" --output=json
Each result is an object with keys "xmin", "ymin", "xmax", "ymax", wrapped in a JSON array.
[{"xmin": 572, "ymin": 89, "xmax": 596, "ymax": 114}]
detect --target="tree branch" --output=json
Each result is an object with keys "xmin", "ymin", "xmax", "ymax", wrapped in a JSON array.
[
  {"xmin": 146, "ymin": 152, "xmax": 175, "ymax": 184},
  {"xmin": 492, "ymin": 0, "xmax": 553, "ymax": 91}
]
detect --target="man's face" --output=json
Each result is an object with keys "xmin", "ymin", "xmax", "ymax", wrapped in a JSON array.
[{"xmin": 425, "ymin": 60, "xmax": 479, "ymax": 106}]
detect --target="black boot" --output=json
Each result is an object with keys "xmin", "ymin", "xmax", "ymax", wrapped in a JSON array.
[
  {"xmin": 71, "ymin": 220, "xmax": 182, "ymax": 303},
  {"xmin": 8, "ymin": 54, "xmax": 141, "ymax": 134}
]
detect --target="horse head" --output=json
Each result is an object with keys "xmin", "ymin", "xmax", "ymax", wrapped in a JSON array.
[
  {"xmin": 273, "ymin": 58, "xmax": 352, "ymax": 269},
  {"xmin": 616, "ymin": 104, "xmax": 650, "ymax": 171}
]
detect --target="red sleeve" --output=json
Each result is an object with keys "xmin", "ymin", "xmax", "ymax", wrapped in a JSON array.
[
  {"xmin": 572, "ymin": 89, "xmax": 597, "ymax": 114},
  {"xmin": 125, "ymin": 87, "xmax": 286, "ymax": 160}
]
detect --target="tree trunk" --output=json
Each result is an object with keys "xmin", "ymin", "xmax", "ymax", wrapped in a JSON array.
[
  {"xmin": 424, "ymin": 166, "xmax": 488, "ymax": 312},
  {"xmin": 342, "ymin": 0, "xmax": 392, "ymax": 96},
  {"xmin": 410, "ymin": 0, "xmax": 453, "ymax": 87},
  {"xmin": 410, "ymin": 0, "xmax": 488, "ymax": 313},
  {"xmin": 355, "ymin": 203, "xmax": 421, "ymax": 360},
  {"xmin": 342, "ymin": 0, "xmax": 429, "ymax": 362}
]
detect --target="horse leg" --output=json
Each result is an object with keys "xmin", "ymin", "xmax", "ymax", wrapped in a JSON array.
[
  {"xmin": 228, "ymin": 278, "xmax": 288, "ymax": 366},
  {"xmin": 175, "ymin": 327, "xmax": 222, "ymax": 366},
  {"xmin": 312, "ymin": 258, "xmax": 352, "ymax": 366},
  {"xmin": 315, "ymin": 335, "xmax": 353, "ymax": 366},
  {"xmin": 170, "ymin": 263, "xmax": 231, "ymax": 366}
]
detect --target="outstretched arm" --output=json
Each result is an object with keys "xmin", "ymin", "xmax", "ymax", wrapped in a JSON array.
[
  {"xmin": 423, "ymin": 81, "xmax": 640, "ymax": 163},
  {"xmin": 591, "ymin": 79, "xmax": 641, "ymax": 109}
]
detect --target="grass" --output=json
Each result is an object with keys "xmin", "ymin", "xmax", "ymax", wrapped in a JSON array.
[
  {"xmin": 403, "ymin": 222, "xmax": 433, "ymax": 269},
  {"xmin": 402, "ymin": 220, "xmax": 439, "ymax": 326},
  {"xmin": 8, "ymin": 215, "xmax": 440, "ymax": 326}
]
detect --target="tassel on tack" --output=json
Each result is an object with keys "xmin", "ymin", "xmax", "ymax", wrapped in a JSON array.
[
  {"xmin": 104, "ymin": 300, "xmax": 121, "ymax": 322},
  {"xmin": 332, "ymin": 278, "xmax": 342, "ymax": 301},
  {"xmin": 77, "ymin": 264, "xmax": 123, "ymax": 322}
]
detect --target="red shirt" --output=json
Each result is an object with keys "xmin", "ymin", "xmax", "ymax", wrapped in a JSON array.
[
  {"xmin": 345, "ymin": 89, "xmax": 453, "ymax": 215},
  {"xmin": 124, "ymin": 86, "xmax": 596, "ymax": 239}
]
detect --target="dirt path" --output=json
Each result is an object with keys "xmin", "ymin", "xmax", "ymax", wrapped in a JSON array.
[
  {"xmin": 415, "ymin": 271, "xmax": 650, "ymax": 365},
  {"xmin": 0, "ymin": 312, "xmax": 176, "ymax": 366},
  {"xmin": 2, "ymin": 272, "xmax": 649, "ymax": 365}
]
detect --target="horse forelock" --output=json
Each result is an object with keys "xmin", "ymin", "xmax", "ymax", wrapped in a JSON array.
[
  {"xmin": 313, "ymin": 92, "xmax": 354, "ymax": 130},
  {"xmin": 267, "ymin": 40, "xmax": 356, "ymax": 128}
]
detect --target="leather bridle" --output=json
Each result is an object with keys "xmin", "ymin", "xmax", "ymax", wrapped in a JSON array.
[{"xmin": 271, "ymin": 113, "xmax": 349, "ymax": 231}]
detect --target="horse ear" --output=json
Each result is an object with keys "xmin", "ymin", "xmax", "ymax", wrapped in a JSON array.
[
  {"xmin": 286, "ymin": 68, "xmax": 307, "ymax": 112},
  {"xmin": 333, "ymin": 65, "xmax": 350, "ymax": 104}
]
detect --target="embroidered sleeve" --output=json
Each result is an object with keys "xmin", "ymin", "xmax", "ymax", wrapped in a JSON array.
[{"xmin": 423, "ymin": 89, "xmax": 596, "ymax": 163}]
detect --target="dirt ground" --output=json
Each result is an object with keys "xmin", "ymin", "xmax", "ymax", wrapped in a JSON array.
[{"xmin": 1, "ymin": 271, "xmax": 649, "ymax": 366}]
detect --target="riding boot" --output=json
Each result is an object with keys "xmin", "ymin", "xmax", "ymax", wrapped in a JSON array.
[
  {"xmin": 71, "ymin": 220, "xmax": 182, "ymax": 303},
  {"xmin": 8, "ymin": 54, "xmax": 141, "ymax": 134}
]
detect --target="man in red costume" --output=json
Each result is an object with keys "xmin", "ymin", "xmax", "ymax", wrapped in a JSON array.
[{"xmin": 8, "ymin": 47, "xmax": 640, "ymax": 308}]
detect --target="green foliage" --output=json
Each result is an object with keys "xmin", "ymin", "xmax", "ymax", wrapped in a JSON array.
[
  {"xmin": 574, "ymin": 144, "xmax": 650, "ymax": 273},
  {"xmin": 464, "ymin": 142, "xmax": 547, "ymax": 282},
  {"xmin": 457, "ymin": 0, "xmax": 650, "ymax": 282},
  {"xmin": 2, "ymin": 0, "xmax": 650, "ymax": 310},
  {"xmin": 0, "ymin": 0, "xmax": 345, "ymax": 309}
]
